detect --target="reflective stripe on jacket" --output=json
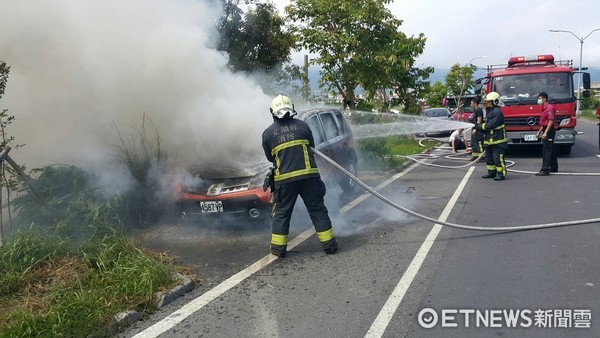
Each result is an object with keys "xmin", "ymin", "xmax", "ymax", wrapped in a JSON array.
[
  {"xmin": 481, "ymin": 106, "xmax": 507, "ymax": 145},
  {"xmin": 262, "ymin": 118, "xmax": 320, "ymax": 186},
  {"xmin": 272, "ymin": 139, "xmax": 319, "ymax": 181}
]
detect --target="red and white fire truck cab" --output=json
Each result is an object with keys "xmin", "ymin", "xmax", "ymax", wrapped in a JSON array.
[{"xmin": 477, "ymin": 54, "xmax": 590, "ymax": 155}]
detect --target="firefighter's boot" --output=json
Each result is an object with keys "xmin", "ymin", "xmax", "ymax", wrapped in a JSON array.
[
  {"xmin": 494, "ymin": 173, "xmax": 505, "ymax": 181},
  {"xmin": 322, "ymin": 238, "xmax": 338, "ymax": 255},
  {"xmin": 269, "ymin": 244, "xmax": 286, "ymax": 258},
  {"xmin": 482, "ymin": 171, "xmax": 496, "ymax": 179}
]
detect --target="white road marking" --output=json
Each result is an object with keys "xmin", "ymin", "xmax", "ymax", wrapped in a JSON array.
[
  {"xmin": 133, "ymin": 161, "xmax": 427, "ymax": 338},
  {"xmin": 132, "ymin": 229, "xmax": 314, "ymax": 338},
  {"xmin": 364, "ymin": 166, "xmax": 475, "ymax": 338}
]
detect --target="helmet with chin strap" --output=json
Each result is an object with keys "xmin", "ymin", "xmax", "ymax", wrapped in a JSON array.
[
  {"xmin": 485, "ymin": 92, "xmax": 501, "ymax": 106},
  {"xmin": 270, "ymin": 95, "xmax": 296, "ymax": 118}
]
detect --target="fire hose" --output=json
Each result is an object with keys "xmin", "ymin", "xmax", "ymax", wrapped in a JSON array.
[
  {"xmin": 310, "ymin": 147, "xmax": 600, "ymax": 231},
  {"xmin": 410, "ymin": 137, "xmax": 600, "ymax": 176}
]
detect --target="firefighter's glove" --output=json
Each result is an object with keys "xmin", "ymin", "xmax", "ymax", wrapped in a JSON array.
[{"xmin": 263, "ymin": 167, "xmax": 275, "ymax": 192}]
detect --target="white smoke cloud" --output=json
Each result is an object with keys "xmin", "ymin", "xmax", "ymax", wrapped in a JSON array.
[{"xmin": 0, "ymin": 0, "xmax": 273, "ymax": 171}]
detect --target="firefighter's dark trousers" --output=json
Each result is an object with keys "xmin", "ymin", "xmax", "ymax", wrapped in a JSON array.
[
  {"xmin": 485, "ymin": 142, "xmax": 507, "ymax": 178},
  {"xmin": 270, "ymin": 177, "xmax": 336, "ymax": 255},
  {"xmin": 541, "ymin": 128, "xmax": 558, "ymax": 173},
  {"xmin": 471, "ymin": 131, "xmax": 484, "ymax": 159}
]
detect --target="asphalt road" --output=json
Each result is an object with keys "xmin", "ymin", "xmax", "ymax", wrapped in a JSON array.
[{"xmin": 121, "ymin": 119, "xmax": 600, "ymax": 338}]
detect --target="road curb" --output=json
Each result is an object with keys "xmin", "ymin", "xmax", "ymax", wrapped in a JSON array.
[
  {"xmin": 113, "ymin": 273, "xmax": 195, "ymax": 330},
  {"xmin": 155, "ymin": 273, "xmax": 196, "ymax": 308}
]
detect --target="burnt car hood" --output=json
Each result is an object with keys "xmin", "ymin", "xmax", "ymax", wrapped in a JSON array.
[{"xmin": 180, "ymin": 159, "xmax": 271, "ymax": 196}]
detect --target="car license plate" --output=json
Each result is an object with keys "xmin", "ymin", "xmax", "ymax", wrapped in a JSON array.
[
  {"xmin": 524, "ymin": 134, "xmax": 537, "ymax": 141},
  {"xmin": 200, "ymin": 201, "xmax": 223, "ymax": 213}
]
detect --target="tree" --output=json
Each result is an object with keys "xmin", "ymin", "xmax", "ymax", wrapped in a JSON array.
[
  {"xmin": 444, "ymin": 63, "xmax": 477, "ymax": 112},
  {"xmin": 424, "ymin": 81, "xmax": 448, "ymax": 108},
  {"xmin": 217, "ymin": 1, "xmax": 295, "ymax": 74},
  {"xmin": 286, "ymin": 0, "xmax": 430, "ymax": 110},
  {"xmin": 0, "ymin": 61, "xmax": 26, "ymax": 244}
]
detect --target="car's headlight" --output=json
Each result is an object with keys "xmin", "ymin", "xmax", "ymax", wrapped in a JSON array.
[{"xmin": 559, "ymin": 118, "xmax": 571, "ymax": 126}]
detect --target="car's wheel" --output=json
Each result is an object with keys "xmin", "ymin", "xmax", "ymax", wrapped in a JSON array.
[{"xmin": 339, "ymin": 154, "xmax": 358, "ymax": 193}]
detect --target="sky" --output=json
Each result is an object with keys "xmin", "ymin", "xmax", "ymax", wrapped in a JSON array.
[
  {"xmin": 280, "ymin": 0, "xmax": 600, "ymax": 70},
  {"xmin": 387, "ymin": 0, "xmax": 600, "ymax": 69}
]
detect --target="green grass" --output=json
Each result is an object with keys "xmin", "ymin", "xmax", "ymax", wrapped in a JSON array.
[
  {"xmin": 580, "ymin": 109, "xmax": 597, "ymax": 120},
  {"xmin": 357, "ymin": 136, "xmax": 439, "ymax": 171},
  {"xmin": 0, "ymin": 231, "xmax": 178, "ymax": 338}
]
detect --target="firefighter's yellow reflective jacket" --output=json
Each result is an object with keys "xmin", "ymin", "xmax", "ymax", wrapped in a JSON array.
[
  {"xmin": 262, "ymin": 118, "xmax": 320, "ymax": 186},
  {"xmin": 478, "ymin": 106, "xmax": 507, "ymax": 145}
]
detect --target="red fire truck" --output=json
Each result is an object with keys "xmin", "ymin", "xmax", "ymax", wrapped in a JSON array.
[{"xmin": 476, "ymin": 54, "xmax": 590, "ymax": 155}]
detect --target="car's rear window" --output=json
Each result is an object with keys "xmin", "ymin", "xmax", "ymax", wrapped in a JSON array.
[{"xmin": 320, "ymin": 113, "xmax": 340, "ymax": 141}]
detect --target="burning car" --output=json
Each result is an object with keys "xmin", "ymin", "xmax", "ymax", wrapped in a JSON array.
[
  {"xmin": 176, "ymin": 163, "xmax": 273, "ymax": 221},
  {"xmin": 175, "ymin": 108, "xmax": 358, "ymax": 222}
]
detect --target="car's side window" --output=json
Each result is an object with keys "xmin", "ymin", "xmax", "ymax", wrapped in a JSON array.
[
  {"xmin": 320, "ymin": 113, "xmax": 340, "ymax": 141},
  {"xmin": 305, "ymin": 115, "xmax": 325, "ymax": 145}
]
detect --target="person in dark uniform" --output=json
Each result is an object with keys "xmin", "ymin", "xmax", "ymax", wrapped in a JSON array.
[
  {"xmin": 469, "ymin": 97, "xmax": 485, "ymax": 162},
  {"xmin": 262, "ymin": 95, "xmax": 338, "ymax": 258},
  {"xmin": 535, "ymin": 92, "xmax": 558, "ymax": 176},
  {"xmin": 477, "ymin": 92, "xmax": 508, "ymax": 181}
]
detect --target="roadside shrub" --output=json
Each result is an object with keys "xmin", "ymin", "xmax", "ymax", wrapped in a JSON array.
[
  {"xmin": 113, "ymin": 115, "xmax": 173, "ymax": 228},
  {"xmin": 12, "ymin": 166, "xmax": 123, "ymax": 237}
]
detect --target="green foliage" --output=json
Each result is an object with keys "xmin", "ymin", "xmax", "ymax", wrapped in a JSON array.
[
  {"xmin": 581, "ymin": 89, "xmax": 600, "ymax": 110},
  {"xmin": 10, "ymin": 165, "xmax": 129, "ymax": 246},
  {"xmin": 357, "ymin": 136, "xmax": 436, "ymax": 170},
  {"xmin": 445, "ymin": 63, "xmax": 477, "ymax": 111},
  {"xmin": 580, "ymin": 109, "xmax": 598, "ymax": 119},
  {"xmin": 0, "ymin": 231, "xmax": 176, "ymax": 337},
  {"xmin": 346, "ymin": 111, "xmax": 400, "ymax": 125},
  {"xmin": 424, "ymin": 81, "xmax": 448, "ymax": 108},
  {"xmin": 286, "ymin": 0, "xmax": 430, "ymax": 110},
  {"xmin": 113, "ymin": 116, "xmax": 172, "ymax": 228},
  {"xmin": 217, "ymin": 2, "xmax": 296, "ymax": 76},
  {"xmin": 355, "ymin": 100, "xmax": 374, "ymax": 112},
  {"xmin": 1, "ymin": 60, "xmax": 26, "ymax": 242}
]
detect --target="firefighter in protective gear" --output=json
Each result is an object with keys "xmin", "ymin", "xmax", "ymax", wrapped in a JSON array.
[
  {"xmin": 262, "ymin": 95, "xmax": 338, "ymax": 258},
  {"xmin": 476, "ymin": 92, "xmax": 507, "ymax": 181},
  {"xmin": 469, "ymin": 97, "xmax": 485, "ymax": 162}
]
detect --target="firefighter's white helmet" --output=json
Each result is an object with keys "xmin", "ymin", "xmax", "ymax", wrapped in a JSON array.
[
  {"xmin": 270, "ymin": 95, "xmax": 296, "ymax": 118},
  {"xmin": 485, "ymin": 91, "xmax": 501, "ymax": 106}
]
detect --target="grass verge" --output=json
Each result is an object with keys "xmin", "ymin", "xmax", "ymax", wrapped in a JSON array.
[
  {"xmin": 357, "ymin": 135, "xmax": 439, "ymax": 171},
  {"xmin": 0, "ymin": 229, "xmax": 180, "ymax": 337}
]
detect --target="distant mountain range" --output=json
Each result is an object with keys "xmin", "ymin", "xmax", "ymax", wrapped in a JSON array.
[{"xmin": 306, "ymin": 66, "xmax": 600, "ymax": 93}]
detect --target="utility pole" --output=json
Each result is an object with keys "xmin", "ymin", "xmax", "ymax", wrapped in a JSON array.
[
  {"xmin": 549, "ymin": 28, "xmax": 600, "ymax": 115},
  {"xmin": 303, "ymin": 54, "xmax": 310, "ymax": 105}
]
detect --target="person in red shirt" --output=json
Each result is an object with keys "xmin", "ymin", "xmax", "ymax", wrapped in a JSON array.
[{"xmin": 535, "ymin": 92, "xmax": 558, "ymax": 176}]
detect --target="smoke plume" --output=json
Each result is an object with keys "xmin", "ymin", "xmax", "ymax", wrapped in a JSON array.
[{"xmin": 0, "ymin": 0, "xmax": 272, "ymax": 172}]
